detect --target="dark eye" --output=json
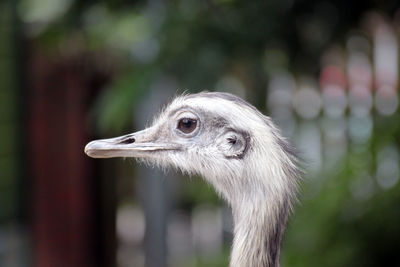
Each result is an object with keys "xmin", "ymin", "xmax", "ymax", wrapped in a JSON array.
[{"xmin": 177, "ymin": 118, "xmax": 197, "ymax": 134}]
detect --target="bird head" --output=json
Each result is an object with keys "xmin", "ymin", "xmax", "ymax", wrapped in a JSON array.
[{"xmin": 85, "ymin": 92, "xmax": 296, "ymax": 204}]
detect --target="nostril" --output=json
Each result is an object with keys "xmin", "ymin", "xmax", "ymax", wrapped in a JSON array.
[{"xmin": 120, "ymin": 137, "xmax": 135, "ymax": 144}]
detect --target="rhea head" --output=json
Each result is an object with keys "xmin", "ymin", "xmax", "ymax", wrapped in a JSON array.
[{"xmin": 85, "ymin": 92, "xmax": 300, "ymax": 267}]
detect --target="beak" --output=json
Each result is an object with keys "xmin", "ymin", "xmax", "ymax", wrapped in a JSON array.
[{"xmin": 84, "ymin": 128, "xmax": 180, "ymax": 158}]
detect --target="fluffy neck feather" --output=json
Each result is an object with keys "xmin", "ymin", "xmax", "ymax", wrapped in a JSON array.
[
  {"xmin": 229, "ymin": 190, "xmax": 290, "ymax": 267},
  {"xmin": 218, "ymin": 133, "xmax": 298, "ymax": 267}
]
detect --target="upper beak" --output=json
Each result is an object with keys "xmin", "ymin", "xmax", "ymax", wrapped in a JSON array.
[{"xmin": 84, "ymin": 128, "xmax": 180, "ymax": 158}]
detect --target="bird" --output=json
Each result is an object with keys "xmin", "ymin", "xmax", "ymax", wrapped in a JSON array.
[{"xmin": 85, "ymin": 92, "xmax": 301, "ymax": 267}]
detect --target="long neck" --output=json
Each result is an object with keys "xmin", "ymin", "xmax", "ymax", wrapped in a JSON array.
[
  {"xmin": 229, "ymin": 195, "xmax": 290, "ymax": 267},
  {"xmin": 199, "ymin": 127, "xmax": 300, "ymax": 266}
]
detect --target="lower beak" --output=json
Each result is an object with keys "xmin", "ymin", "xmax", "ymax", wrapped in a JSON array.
[{"xmin": 84, "ymin": 129, "xmax": 180, "ymax": 158}]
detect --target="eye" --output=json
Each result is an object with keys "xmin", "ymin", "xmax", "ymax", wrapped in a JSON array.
[{"xmin": 177, "ymin": 118, "xmax": 197, "ymax": 134}]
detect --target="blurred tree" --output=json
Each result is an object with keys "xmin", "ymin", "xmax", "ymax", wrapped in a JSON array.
[{"xmin": 22, "ymin": 0, "xmax": 386, "ymax": 131}]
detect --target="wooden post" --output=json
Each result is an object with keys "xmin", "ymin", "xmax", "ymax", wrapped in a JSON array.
[{"xmin": 28, "ymin": 52, "xmax": 109, "ymax": 267}]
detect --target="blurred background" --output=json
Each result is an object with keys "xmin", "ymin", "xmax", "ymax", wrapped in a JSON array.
[{"xmin": 1, "ymin": 0, "xmax": 400, "ymax": 266}]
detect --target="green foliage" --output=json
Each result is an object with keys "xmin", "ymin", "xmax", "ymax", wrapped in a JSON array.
[
  {"xmin": 179, "ymin": 175, "xmax": 222, "ymax": 207},
  {"xmin": 282, "ymin": 116, "xmax": 400, "ymax": 266},
  {"xmin": 93, "ymin": 67, "xmax": 154, "ymax": 133}
]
